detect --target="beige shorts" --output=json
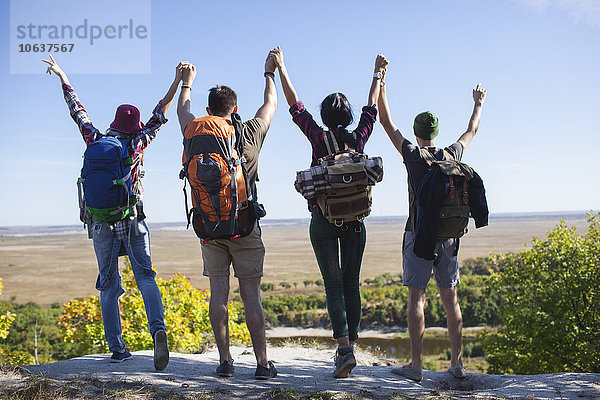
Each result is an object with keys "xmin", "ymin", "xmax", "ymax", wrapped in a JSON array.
[{"xmin": 201, "ymin": 224, "xmax": 265, "ymax": 279}]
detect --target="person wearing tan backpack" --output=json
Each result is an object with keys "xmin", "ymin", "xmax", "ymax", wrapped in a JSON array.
[{"xmin": 271, "ymin": 47, "xmax": 387, "ymax": 378}]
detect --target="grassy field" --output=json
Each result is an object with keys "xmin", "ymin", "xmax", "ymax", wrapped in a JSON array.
[{"xmin": 0, "ymin": 215, "xmax": 590, "ymax": 306}]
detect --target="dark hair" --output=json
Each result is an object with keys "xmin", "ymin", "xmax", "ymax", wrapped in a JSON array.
[
  {"xmin": 208, "ymin": 85, "xmax": 237, "ymax": 117},
  {"xmin": 320, "ymin": 93, "xmax": 353, "ymax": 130}
]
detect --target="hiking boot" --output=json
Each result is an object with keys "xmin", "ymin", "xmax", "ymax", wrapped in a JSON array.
[
  {"xmin": 448, "ymin": 365, "xmax": 466, "ymax": 378},
  {"xmin": 255, "ymin": 361, "xmax": 277, "ymax": 380},
  {"xmin": 153, "ymin": 330, "xmax": 169, "ymax": 371},
  {"xmin": 333, "ymin": 346, "xmax": 357, "ymax": 378},
  {"xmin": 110, "ymin": 349, "xmax": 133, "ymax": 363},
  {"xmin": 216, "ymin": 360, "xmax": 234, "ymax": 377},
  {"xmin": 392, "ymin": 364, "xmax": 423, "ymax": 381}
]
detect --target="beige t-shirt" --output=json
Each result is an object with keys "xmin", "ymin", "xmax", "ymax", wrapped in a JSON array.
[{"xmin": 241, "ymin": 117, "xmax": 268, "ymax": 197}]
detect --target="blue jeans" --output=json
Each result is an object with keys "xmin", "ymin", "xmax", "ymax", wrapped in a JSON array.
[
  {"xmin": 309, "ymin": 208, "xmax": 366, "ymax": 342},
  {"xmin": 91, "ymin": 219, "xmax": 166, "ymax": 352}
]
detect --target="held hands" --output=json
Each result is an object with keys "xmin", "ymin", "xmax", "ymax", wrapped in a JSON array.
[
  {"xmin": 265, "ymin": 51, "xmax": 276, "ymax": 73},
  {"xmin": 375, "ymin": 54, "xmax": 388, "ymax": 75},
  {"xmin": 175, "ymin": 62, "xmax": 187, "ymax": 83},
  {"xmin": 180, "ymin": 62, "xmax": 196, "ymax": 86},
  {"xmin": 473, "ymin": 83, "xmax": 487, "ymax": 105},
  {"xmin": 269, "ymin": 46, "xmax": 284, "ymax": 70}
]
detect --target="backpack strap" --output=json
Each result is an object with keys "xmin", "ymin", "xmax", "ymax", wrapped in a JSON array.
[
  {"xmin": 420, "ymin": 147, "xmax": 455, "ymax": 166},
  {"xmin": 419, "ymin": 148, "xmax": 437, "ymax": 167},
  {"xmin": 323, "ymin": 130, "xmax": 341, "ymax": 155}
]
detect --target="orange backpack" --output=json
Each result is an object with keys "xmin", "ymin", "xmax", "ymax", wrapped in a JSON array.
[{"xmin": 180, "ymin": 113, "xmax": 260, "ymax": 241}]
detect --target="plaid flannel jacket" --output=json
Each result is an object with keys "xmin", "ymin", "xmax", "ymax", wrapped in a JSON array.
[{"xmin": 63, "ymin": 83, "xmax": 167, "ymax": 239}]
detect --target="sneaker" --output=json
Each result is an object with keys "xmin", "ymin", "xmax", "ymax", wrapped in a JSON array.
[
  {"xmin": 255, "ymin": 361, "xmax": 277, "ymax": 380},
  {"xmin": 448, "ymin": 365, "xmax": 467, "ymax": 378},
  {"xmin": 333, "ymin": 347, "xmax": 357, "ymax": 378},
  {"xmin": 216, "ymin": 360, "xmax": 234, "ymax": 377},
  {"xmin": 153, "ymin": 330, "xmax": 169, "ymax": 371},
  {"xmin": 391, "ymin": 364, "xmax": 423, "ymax": 382},
  {"xmin": 110, "ymin": 349, "xmax": 133, "ymax": 363}
]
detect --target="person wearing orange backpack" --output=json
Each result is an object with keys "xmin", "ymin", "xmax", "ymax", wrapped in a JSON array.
[
  {"xmin": 42, "ymin": 55, "xmax": 180, "ymax": 371},
  {"xmin": 176, "ymin": 52, "xmax": 278, "ymax": 380}
]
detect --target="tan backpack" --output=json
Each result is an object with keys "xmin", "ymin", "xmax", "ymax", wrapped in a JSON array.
[{"xmin": 312, "ymin": 131, "xmax": 382, "ymax": 226}]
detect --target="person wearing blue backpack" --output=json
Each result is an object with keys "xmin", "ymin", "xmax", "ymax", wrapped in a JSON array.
[{"xmin": 43, "ymin": 54, "xmax": 181, "ymax": 370}]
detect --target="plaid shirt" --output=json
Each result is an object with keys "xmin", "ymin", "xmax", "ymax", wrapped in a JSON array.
[
  {"xmin": 63, "ymin": 83, "xmax": 167, "ymax": 239},
  {"xmin": 289, "ymin": 101, "xmax": 377, "ymax": 167}
]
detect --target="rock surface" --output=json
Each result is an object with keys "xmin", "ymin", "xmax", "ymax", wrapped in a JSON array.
[{"xmin": 19, "ymin": 346, "xmax": 600, "ymax": 399}]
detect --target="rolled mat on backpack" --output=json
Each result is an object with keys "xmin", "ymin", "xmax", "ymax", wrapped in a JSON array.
[{"xmin": 295, "ymin": 156, "xmax": 383, "ymax": 199}]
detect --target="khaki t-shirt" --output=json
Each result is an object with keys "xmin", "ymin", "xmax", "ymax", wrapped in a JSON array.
[{"xmin": 241, "ymin": 117, "xmax": 268, "ymax": 197}]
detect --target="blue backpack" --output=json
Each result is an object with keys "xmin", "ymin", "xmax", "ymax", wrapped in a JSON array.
[{"xmin": 77, "ymin": 136, "xmax": 136, "ymax": 222}]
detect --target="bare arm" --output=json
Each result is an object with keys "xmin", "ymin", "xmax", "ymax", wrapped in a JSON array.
[
  {"xmin": 254, "ymin": 52, "xmax": 278, "ymax": 127},
  {"xmin": 457, "ymin": 83, "xmax": 487, "ymax": 150},
  {"xmin": 367, "ymin": 54, "xmax": 386, "ymax": 107},
  {"xmin": 177, "ymin": 63, "xmax": 196, "ymax": 134},
  {"xmin": 42, "ymin": 54, "xmax": 70, "ymax": 85},
  {"xmin": 271, "ymin": 47, "xmax": 299, "ymax": 107},
  {"xmin": 376, "ymin": 58, "xmax": 406, "ymax": 154},
  {"xmin": 159, "ymin": 63, "xmax": 183, "ymax": 115}
]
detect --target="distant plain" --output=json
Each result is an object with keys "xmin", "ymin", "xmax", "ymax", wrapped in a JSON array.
[{"xmin": 0, "ymin": 214, "xmax": 590, "ymax": 306}]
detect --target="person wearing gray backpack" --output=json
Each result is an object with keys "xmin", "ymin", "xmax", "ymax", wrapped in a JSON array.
[{"xmin": 376, "ymin": 55, "xmax": 487, "ymax": 381}]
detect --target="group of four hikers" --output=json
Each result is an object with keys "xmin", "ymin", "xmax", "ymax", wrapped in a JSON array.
[{"xmin": 43, "ymin": 47, "xmax": 487, "ymax": 381}]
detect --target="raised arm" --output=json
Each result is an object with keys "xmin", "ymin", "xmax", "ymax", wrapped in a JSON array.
[
  {"xmin": 457, "ymin": 83, "xmax": 487, "ymax": 150},
  {"xmin": 177, "ymin": 62, "xmax": 197, "ymax": 134},
  {"xmin": 43, "ymin": 54, "xmax": 101, "ymax": 145},
  {"xmin": 159, "ymin": 63, "xmax": 183, "ymax": 115},
  {"xmin": 253, "ymin": 51, "xmax": 278, "ymax": 127},
  {"xmin": 376, "ymin": 57, "xmax": 406, "ymax": 153},
  {"xmin": 367, "ymin": 54, "xmax": 386, "ymax": 107},
  {"xmin": 43, "ymin": 54, "xmax": 70, "ymax": 86},
  {"xmin": 271, "ymin": 47, "xmax": 299, "ymax": 107}
]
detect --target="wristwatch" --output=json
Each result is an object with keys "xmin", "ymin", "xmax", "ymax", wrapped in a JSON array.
[{"xmin": 373, "ymin": 72, "xmax": 383, "ymax": 79}]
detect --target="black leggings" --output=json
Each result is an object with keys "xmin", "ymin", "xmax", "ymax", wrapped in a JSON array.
[{"xmin": 309, "ymin": 209, "xmax": 366, "ymax": 341}]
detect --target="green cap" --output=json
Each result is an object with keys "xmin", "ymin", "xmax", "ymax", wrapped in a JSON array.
[{"xmin": 413, "ymin": 111, "xmax": 439, "ymax": 140}]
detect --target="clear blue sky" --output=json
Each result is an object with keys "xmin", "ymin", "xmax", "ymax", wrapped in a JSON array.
[{"xmin": 1, "ymin": 0, "xmax": 599, "ymax": 226}]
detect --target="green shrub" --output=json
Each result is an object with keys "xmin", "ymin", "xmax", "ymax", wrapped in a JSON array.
[
  {"xmin": 481, "ymin": 214, "xmax": 600, "ymax": 374},
  {"xmin": 59, "ymin": 257, "xmax": 250, "ymax": 356}
]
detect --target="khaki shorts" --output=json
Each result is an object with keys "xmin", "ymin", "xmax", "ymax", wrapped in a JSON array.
[
  {"xmin": 402, "ymin": 230, "xmax": 460, "ymax": 289},
  {"xmin": 201, "ymin": 224, "xmax": 265, "ymax": 279}
]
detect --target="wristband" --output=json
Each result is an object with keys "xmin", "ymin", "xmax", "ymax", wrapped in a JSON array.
[
  {"xmin": 264, "ymin": 71, "xmax": 275, "ymax": 79},
  {"xmin": 181, "ymin": 85, "xmax": 192, "ymax": 91}
]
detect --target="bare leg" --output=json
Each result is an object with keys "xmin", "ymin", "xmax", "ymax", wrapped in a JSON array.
[
  {"xmin": 238, "ymin": 277, "xmax": 268, "ymax": 368},
  {"xmin": 439, "ymin": 286, "xmax": 463, "ymax": 367},
  {"xmin": 209, "ymin": 276, "xmax": 231, "ymax": 364},
  {"xmin": 407, "ymin": 286, "xmax": 427, "ymax": 369}
]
